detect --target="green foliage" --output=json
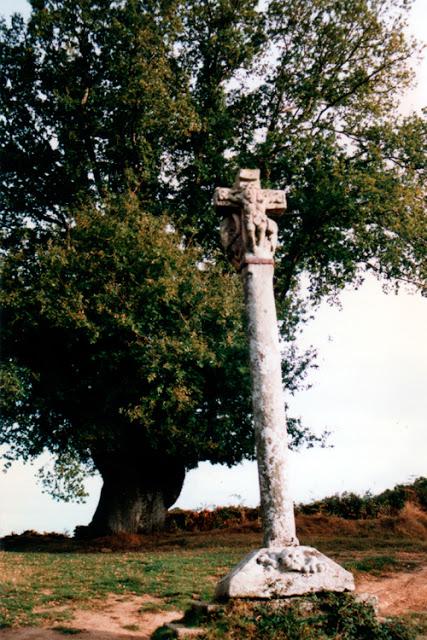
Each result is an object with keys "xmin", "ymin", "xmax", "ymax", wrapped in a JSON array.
[
  {"xmin": 1, "ymin": 0, "xmax": 426, "ymax": 505},
  {"xmin": 1, "ymin": 0, "xmax": 425, "ymax": 291},
  {"xmin": 297, "ymin": 477, "xmax": 427, "ymax": 519},
  {"xmin": 163, "ymin": 477, "xmax": 427, "ymax": 531},
  {"xmin": 404, "ymin": 613, "xmax": 427, "ymax": 636},
  {"xmin": 0, "ymin": 196, "xmax": 258, "ymax": 491},
  {"xmin": 203, "ymin": 595, "xmax": 416, "ymax": 640},
  {"xmin": 376, "ymin": 487, "xmax": 408, "ymax": 515},
  {"xmin": 343, "ymin": 553, "xmax": 419, "ymax": 575},
  {"xmin": 412, "ymin": 477, "xmax": 427, "ymax": 509},
  {"xmin": 151, "ymin": 628, "xmax": 176, "ymax": 640}
]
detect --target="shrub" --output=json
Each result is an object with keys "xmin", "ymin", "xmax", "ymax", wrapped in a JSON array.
[
  {"xmin": 203, "ymin": 594, "xmax": 416, "ymax": 640},
  {"xmin": 297, "ymin": 478, "xmax": 426, "ymax": 520},
  {"xmin": 413, "ymin": 477, "xmax": 427, "ymax": 509}
]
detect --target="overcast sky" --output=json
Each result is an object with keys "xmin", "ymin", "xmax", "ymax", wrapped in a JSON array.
[{"xmin": 0, "ymin": 0, "xmax": 426, "ymax": 537}]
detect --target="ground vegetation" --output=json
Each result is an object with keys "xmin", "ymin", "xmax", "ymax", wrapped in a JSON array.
[{"xmin": 1, "ymin": 0, "xmax": 426, "ymax": 533}]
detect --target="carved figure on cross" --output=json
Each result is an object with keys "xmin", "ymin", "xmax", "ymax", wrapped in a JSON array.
[
  {"xmin": 213, "ymin": 168, "xmax": 355, "ymax": 599},
  {"xmin": 214, "ymin": 168, "xmax": 286, "ymax": 269}
]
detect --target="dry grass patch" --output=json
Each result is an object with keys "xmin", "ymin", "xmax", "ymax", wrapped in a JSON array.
[
  {"xmin": 1, "ymin": 513, "xmax": 426, "ymax": 635},
  {"xmin": 0, "ymin": 552, "xmax": 34, "ymax": 585}
]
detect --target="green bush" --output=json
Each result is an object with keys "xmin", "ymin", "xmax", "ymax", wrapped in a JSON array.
[
  {"xmin": 297, "ymin": 478, "xmax": 426, "ymax": 520},
  {"xmin": 203, "ymin": 594, "xmax": 416, "ymax": 640},
  {"xmin": 413, "ymin": 477, "xmax": 427, "ymax": 510},
  {"xmin": 165, "ymin": 478, "xmax": 427, "ymax": 532},
  {"xmin": 376, "ymin": 487, "xmax": 407, "ymax": 515}
]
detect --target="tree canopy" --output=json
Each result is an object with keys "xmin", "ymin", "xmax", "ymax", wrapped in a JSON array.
[
  {"xmin": 2, "ymin": 0, "xmax": 425, "ymax": 293},
  {"xmin": 1, "ymin": 0, "xmax": 426, "ymax": 532},
  {"xmin": 1, "ymin": 196, "xmax": 253, "ymax": 488}
]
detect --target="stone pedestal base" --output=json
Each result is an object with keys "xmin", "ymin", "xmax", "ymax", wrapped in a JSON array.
[{"xmin": 215, "ymin": 546, "xmax": 355, "ymax": 599}]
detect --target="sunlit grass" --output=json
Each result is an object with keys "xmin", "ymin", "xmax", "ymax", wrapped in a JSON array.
[{"xmin": 0, "ymin": 526, "xmax": 425, "ymax": 632}]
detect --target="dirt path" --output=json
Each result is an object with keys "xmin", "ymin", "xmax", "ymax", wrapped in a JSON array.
[
  {"xmin": 0, "ymin": 569, "xmax": 426, "ymax": 639},
  {"xmin": 0, "ymin": 594, "xmax": 181, "ymax": 640},
  {"xmin": 356, "ymin": 566, "xmax": 427, "ymax": 615}
]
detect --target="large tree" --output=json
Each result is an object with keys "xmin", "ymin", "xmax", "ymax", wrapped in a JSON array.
[
  {"xmin": 1, "ymin": 0, "xmax": 426, "ymax": 533},
  {"xmin": 1, "ymin": 197, "xmax": 257, "ymax": 533}
]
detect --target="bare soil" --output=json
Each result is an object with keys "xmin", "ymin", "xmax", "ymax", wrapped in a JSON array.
[
  {"xmin": 356, "ymin": 566, "xmax": 427, "ymax": 616},
  {"xmin": 0, "ymin": 593, "xmax": 181, "ymax": 639},
  {"xmin": 0, "ymin": 569, "xmax": 426, "ymax": 639},
  {"xmin": 1, "ymin": 505, "xmax": 426, "ymax": 639}
]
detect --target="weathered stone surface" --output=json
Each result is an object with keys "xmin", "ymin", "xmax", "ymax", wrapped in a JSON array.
[
  {"xmin": 215, "ymin": 546, "xmax": 355, "ymax": 599},
  {"xmin": 213, "ymin": 169, "xmax": 354, "ymax": 599},
  {"xmin": 214, "ymin": 169, "xmax": 297, "ymax": 549},
  {"xmin": 244, "ymin": 261, "xmax": 299, "ymax": 548},
  {"xmin": 214, "ymin": 168, "xmax": 285, "ymax": 269}
]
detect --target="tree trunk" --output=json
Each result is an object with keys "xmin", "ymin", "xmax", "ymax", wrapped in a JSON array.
[{"xmin": 85, "ymin": 447, "xmax": 185, "ymax": 536}]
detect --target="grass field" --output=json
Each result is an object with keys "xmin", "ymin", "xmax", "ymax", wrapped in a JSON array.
[{"xmin": 0, "ymin": 506, "xmax": 426, "ymax": 637}]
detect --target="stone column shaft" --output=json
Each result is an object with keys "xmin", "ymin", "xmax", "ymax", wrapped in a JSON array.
[
  {"xmin": 243, "ymin": 262, "xmax": 298, "ymax": 547},
  {"xmin": 214, "ymin": 169, "xmax": 354, "ymax": 599}
]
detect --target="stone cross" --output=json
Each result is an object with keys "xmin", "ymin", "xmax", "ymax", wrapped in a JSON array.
[
  {"xmin": 215, "ymin": 168, "xmax": 297, "ymax": 548},
  {"xmin": 215, "ymin": 169, "xmax": 285, "ymax": 271},
  {"xmin": 214, "ymin": 169, "xmax": 354, "ymax": 599}
]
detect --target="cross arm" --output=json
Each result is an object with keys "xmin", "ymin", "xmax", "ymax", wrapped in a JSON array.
[
  {"xmin": 261, "ymin": 189, "xmax": 287, "ymax": 217},
  {"xmin": 213, "ymin": 187, "xmax": 241, "ymax": 216},
  {"xmin": 213, "ymin": 185, "xmax": 287, "ymax": 218}
]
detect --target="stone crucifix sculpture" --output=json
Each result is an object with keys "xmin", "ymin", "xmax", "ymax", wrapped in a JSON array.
[{"xmin": 214, "ymin": 169, "xmax": 354, "ymax": 599}]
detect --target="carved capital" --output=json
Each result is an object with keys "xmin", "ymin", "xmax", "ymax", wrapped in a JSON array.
[{"xmin": 214, "ymin": 170, "xmax": 285, "ymax": 270}]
